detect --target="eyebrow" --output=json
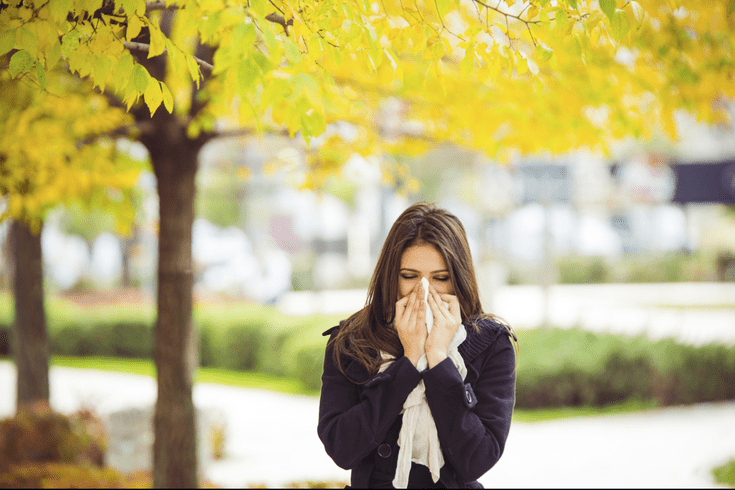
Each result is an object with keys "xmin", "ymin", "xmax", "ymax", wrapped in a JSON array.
[{"xmin": 400, "ymin": 268, "xmax": 449, "ymax": 274}]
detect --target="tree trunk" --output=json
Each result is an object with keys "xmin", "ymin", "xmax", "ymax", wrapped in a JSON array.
[
  {"xmin": 133, "ymin": 12, "xmax": 212, "ymax": 486},
  {"xmin": 10, "ymin": 220, "xmax": 49, "ymax": 412},
  {"xmin": 146, "ymin": 128, "xmax": 203, "ymax": 488}
]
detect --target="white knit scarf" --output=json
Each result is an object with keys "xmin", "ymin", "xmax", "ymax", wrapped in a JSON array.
[{"xmin": 380, "ymin": 278, "xmax": 467, "ymax": 488}]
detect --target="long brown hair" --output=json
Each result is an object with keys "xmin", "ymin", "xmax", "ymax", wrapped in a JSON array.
[{"xmin": 329, "ymin": 202, "xmax": 510, "ymax": 381}]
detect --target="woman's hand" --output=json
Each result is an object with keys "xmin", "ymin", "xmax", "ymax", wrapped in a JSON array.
[
  {"xmin": 394, "ymin": 281, "xmax": 427, "ymax": 368},
  {"xmin": 425, "ymin": 284, "xmax": 462, "ymax": 368}
]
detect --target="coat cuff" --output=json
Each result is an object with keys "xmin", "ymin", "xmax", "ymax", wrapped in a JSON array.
[
  {"xmin": 422, "ymin": 356, "xmax": 475, "ymax": 408},
  {"xmin": 364, "ymin": 355, "xmax": 422, "ymax": 391}
]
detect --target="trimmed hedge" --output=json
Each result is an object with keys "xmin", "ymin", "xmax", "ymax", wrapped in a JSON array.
[
  {"xmin": 514, "ymin": 328, "xmax": 735, "ymax": 409},
  {"xmin": 554, "ymin": 252, "xmax": 722, "ymax": 284},
  {"xmin": 0, "ymin": 293, "xmax": 337, "ymax": 395},
  {"xmin": 1, "ymin": 292, "xmax": 735, "ymax": 408}
]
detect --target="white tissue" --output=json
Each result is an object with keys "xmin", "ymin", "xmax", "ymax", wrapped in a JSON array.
[{"xmin": 421, "ymin": 277, "xmax": 433, "ymax": 332}]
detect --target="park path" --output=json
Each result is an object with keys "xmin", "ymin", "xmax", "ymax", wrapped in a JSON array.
[
  {"xmin": 278, "ymin": 282, "xmax": 735, "ymax": 347},
  {"xmin": 1, "ymin": 362, "xmax": 734, "ymax": 488}
]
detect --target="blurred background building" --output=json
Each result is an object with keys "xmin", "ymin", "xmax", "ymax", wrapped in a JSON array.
[{"xmin": 1, "ymin": 110, "xmax": 734, "ymax": 315}]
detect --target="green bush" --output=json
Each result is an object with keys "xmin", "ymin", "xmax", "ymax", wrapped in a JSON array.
[
  {"xmin": 514, "ymin": 328, "xmax": 735, "ymax": 409},
  {"xmin": 2, "ymin": 292, "xmax": 734, "ymax": 408},
  {"xmin": 557, "ymin": 256, "xmax": 611, "ymax": 284},
  {"xmin": 712, "ymin": 459, "xmax": 735, "ymax": 487},
  {"xmin": 295, "ymin": 344, "xmax": 328, "ymax": 391},
  {"xmin": 552, "ymin": 252, "xmax": 721, "ymax": 285},
  {"xmin": 51, "ymin": 326, "xmax": 96, "ymax": 357}
]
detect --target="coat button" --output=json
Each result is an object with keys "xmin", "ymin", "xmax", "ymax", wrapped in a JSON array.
[
  {"xmin": 465, "ymin": 389, "xmax": 473, "ymax": 405},
  {"xmin": 377, "ymin": 443, "xmax": 392, "ymax": 458}
]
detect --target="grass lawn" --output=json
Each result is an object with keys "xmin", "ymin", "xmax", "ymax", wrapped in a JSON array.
[
  {"xmin": 49, "ymin": 356, "xmax": 312, "ymax": 396},
  {"xmin": 37, "ymin": 355, "xmax": 663, "ymax": 423}
]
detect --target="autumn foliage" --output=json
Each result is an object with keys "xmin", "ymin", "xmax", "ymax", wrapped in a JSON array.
[{"xmin": 1, "ymin": 0, "xmax": 733, "ymax": 158}]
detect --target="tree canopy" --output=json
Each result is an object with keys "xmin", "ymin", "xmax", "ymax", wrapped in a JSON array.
[
  {"xmin": 2, "ymin": 0, "xmax": 732, "ymax": 168},
  {"xmin": 0, "ymin": 70, "xmax": 143, "ymax": 231}
]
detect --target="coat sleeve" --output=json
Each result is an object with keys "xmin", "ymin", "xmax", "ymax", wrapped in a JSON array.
[
  {"xmin": 422, "ymin": 330, "xmax": 516, "ymax": 483},
  {"xmin": 317, "ymin": 339, "xmax": 422, "ymax": 470}
]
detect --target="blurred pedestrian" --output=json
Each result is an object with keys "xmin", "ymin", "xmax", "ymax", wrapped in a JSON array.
[{"xmin": 318, "ymin": 202, "xmax": 517, "ymax": 488}]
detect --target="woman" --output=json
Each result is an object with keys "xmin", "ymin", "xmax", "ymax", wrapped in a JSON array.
[{"xmin": 318, "ymin": 202, "xmax": 517, "ymax": 488}]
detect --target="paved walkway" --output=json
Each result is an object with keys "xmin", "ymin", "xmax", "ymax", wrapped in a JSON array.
[
  {"xmin": 278, "ymin": 283, "xmax": 735, "ymax": 347},
  {"xmin": 1, "ymin": 362, "xmax": 734, "ymax": 488}
]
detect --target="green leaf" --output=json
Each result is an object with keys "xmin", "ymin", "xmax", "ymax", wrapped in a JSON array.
[
  {"xmin": 18, "ymin": 28, "xmax": 37, "ymax": 55},
  {"xmin": 133, "ymin": 63, "xmax": 149, "ymax": 92},
  {"xmin": 115, "ymin": 52, "xmax": 135, "ymax": 85},
  {"xmin": 0, "ymin": 31, "xmax": 15, "ymax": 57},
  {"xmin": 460, "ymin": 46, "xmax": 475, "ymax": 77},
  {"xmin": 290, "ymin": 73, "xmax": 321, "ymax": 107},
  {"xmin": 232, "ymin": 23, "xmax": 257, "ymax": 54},
  {"xmin": 36, "ymin": 63, "xmax": 47, "ymax": 89},
  {"xmin": 365, "ymin": 25, "xmax": 378, "ymax": 43},
  {"xmin": 599, "ymin": 0, "xmax": 616, "ymax": 22},
  {"xmin": 9, "ymin": 50, "xmax": 34, "ymax": 78},
  {"xmin": 611, "ymin": 10, "xmax": 630, "ymax": 40},
  {"xmin": 535, "ymin": 43, "xmax": 553, "ymax": 62},
  {"xmin": 301, "ymin": 109, "xmax": 326, "ymax": 140},
  {"xmin": 261, "ymin": 78, "xmax": 289, "ymax": 110},
  {"xmin": 61, "ymin": 30, "xmax": 80, "ymax": 58},
  {"xmin": 46, "ymin": 40, "xmax": 62, "ymax": 69},
  {"xmin": 285, "ymin": 40, "xmax": 302, "ymax": 64},
  {"xmin": 555, "ymin": 8, "xmax": 569, "ymax": 33},
  {"xmin": 161, "ymin": 81, "xmax": 174, "ymax": 113},
  {"xmin": 237, "ymin": 58, "xmax": 259, "ymax": 91},
  {"xmin": 251, "ymin": 52, "xmax": 272, "ymax": 74}
]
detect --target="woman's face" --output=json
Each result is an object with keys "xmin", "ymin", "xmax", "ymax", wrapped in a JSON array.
[{"xmin": 398, "ymin": 242, "xmax": 454, "ymax": 300}]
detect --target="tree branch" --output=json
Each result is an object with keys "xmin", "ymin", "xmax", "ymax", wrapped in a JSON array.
[
  {"xmin": 76, "ymin": 124, "xmax": 140, "ymax": 147},
  {"xmin": 471, "ymin": 0, "xmax": 540, "ymax": 25},
  {"xmin": 123, "ymin": 41, "xmax": 214, "ymax": 74},
  {"xmin": 265, "ymin": 13, "xmax": 292, "ymax": 35},
  {"xmin": 145, "ymin": 1, "xmax": 172, "ymax": 12}
]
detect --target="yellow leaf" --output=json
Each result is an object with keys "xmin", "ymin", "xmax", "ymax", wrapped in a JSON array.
[
  {"xmin": 148, "ymin": 24, "xmax": 167, "ymax": 58},
  {"xmin": 144, "ymin": 79, "xmax": 163, "ymax": 116},
  {"xmin": 516, "ymin": 56, "xmax": 528, "ymax": 75},
  {"xmin": 161, "ymin": 81, "xmax": 174, "ymax": 112},
  {"xmin": 127, "ymin": 16, "xmax": 143, "ymax": 41}
]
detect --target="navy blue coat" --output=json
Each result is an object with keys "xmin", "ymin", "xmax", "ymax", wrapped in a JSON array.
[{"xmin": 317, "ymin": 318, "xmax": 516, "ymax": 488}]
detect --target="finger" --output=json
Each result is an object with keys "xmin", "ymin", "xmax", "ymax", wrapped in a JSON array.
[
  {"xmin": 429, "ymin": 287, "xmax": 451, "ymax": 319},
  {"xmin": 395, "ymin": 295, "xmax": 409, "ymax": 317},
  {"xmin": 407, "ymin": 283, "xmax": 421, "ymax": 311},
  {"xmin": 438, "ymin": 293, "xmax": 458, "ymax": 304},
  {"xmin": 439, "ymin": 293, "xmax": 461, "ymax": 321},
  {"xmin": 427, "ymin": 289, "xmax": 448, "ymax": 321},
  {"xmin": 407, "ymin": 295, "xmax": 422, "ymax": 329},
  {"xmin": 417, "ymin": 301, "xmax": 427, "ymax": 330}
]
